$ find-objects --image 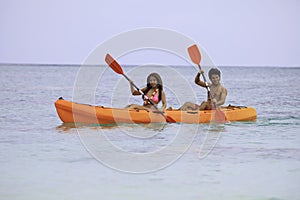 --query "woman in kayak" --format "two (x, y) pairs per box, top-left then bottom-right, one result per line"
(126, 72), (167, 111)
(179, 68), (227, 110)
